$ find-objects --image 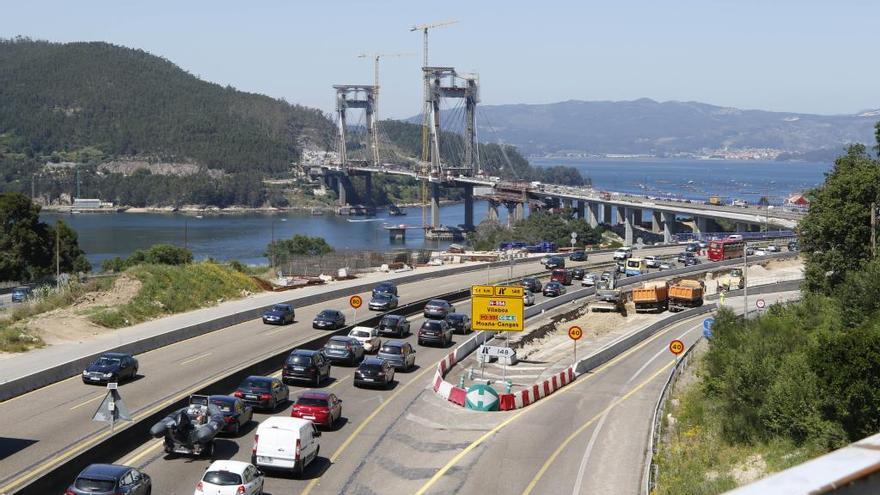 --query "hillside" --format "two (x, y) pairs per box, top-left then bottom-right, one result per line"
(0, 38), (335, 173)
(432, 98), (879, 158)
